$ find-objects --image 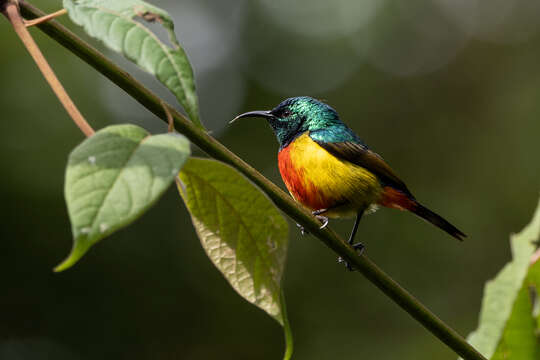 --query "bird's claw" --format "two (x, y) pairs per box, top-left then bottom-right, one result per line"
(312, 209), (329, 229)
(315, 215), (329, 229)
(296, 223), (308, 236)
(296, 209), (329, 236)
(338, 242), (365, 271)
(352, 242), (365, 254)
